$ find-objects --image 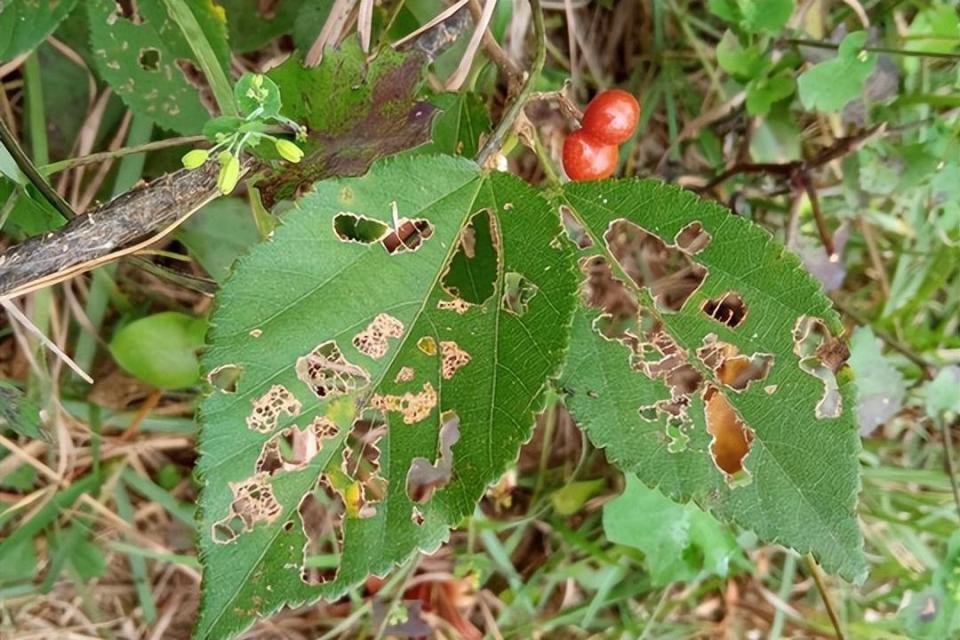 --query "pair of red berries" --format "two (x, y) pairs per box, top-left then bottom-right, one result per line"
(562, 89), (640, 182)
